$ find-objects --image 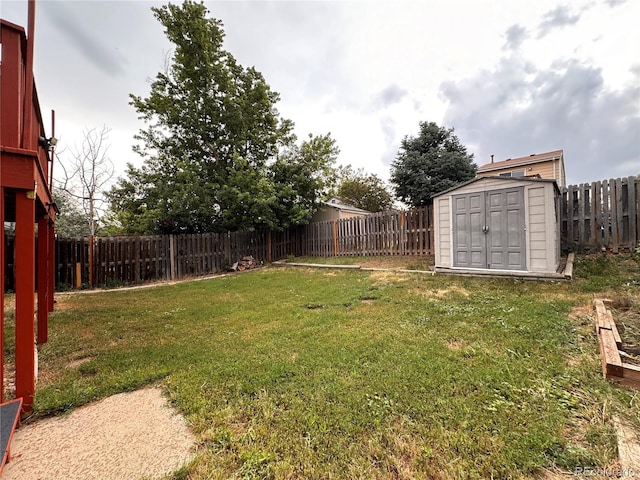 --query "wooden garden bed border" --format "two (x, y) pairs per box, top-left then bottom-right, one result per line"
(594, 299), (640, 390)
